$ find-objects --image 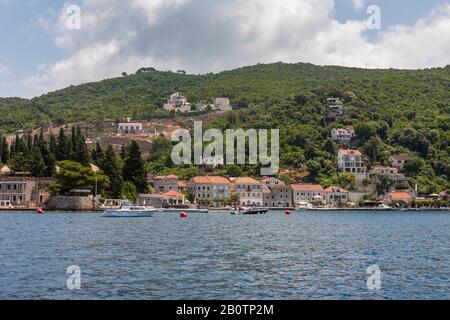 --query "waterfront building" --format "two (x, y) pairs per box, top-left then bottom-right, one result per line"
(230, 177), (263, 206)
(389, 154), (413, 172)
(261, 177), (285, 186)
(263, 184), (293, 208)
(188, 176), (231, 206)
(138, 190), (186, 208)
(291, 184), (324, 206)
(388, 192), (413, 204)
(0, 176), (55, 207)
(370, 165), (408, 185)
(324, 187), (349, 206)
(152, 175), (179, 193)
